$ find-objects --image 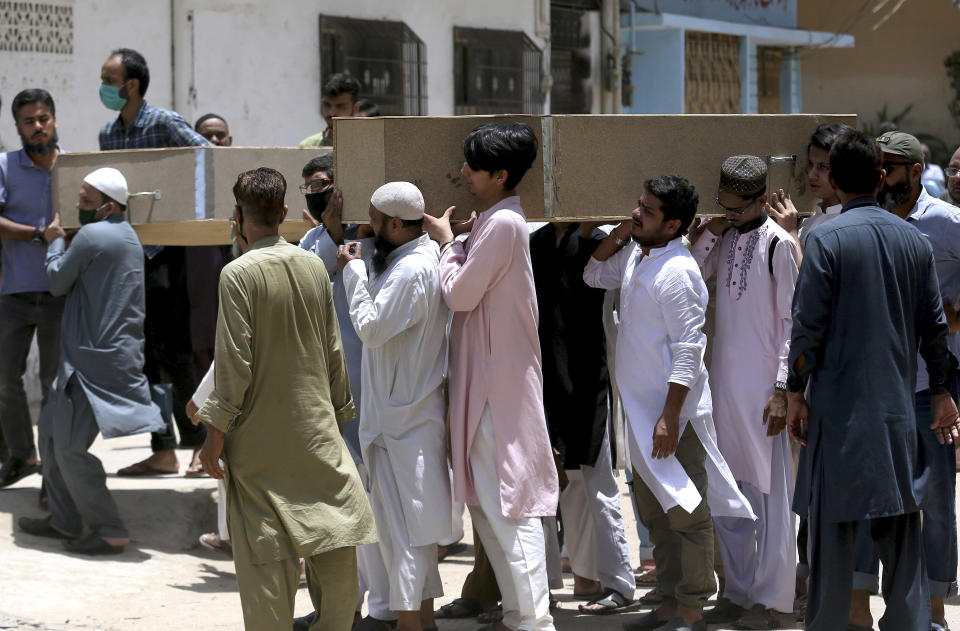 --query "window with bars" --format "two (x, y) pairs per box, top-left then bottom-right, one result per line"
(684, 31), (741, 114)
(319, 15), (427, 116)
(454, 27), (543, 115)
